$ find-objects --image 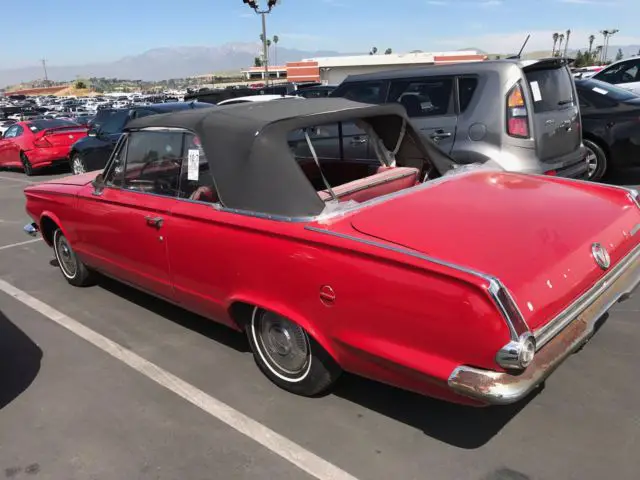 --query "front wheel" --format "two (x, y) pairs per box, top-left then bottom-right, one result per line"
(584, 139), (608, 181)
(52, 229), (94, 287)
(70, 154), (86, 175)
(247, 308), (341, 396)
(20, 152), (33, 176)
